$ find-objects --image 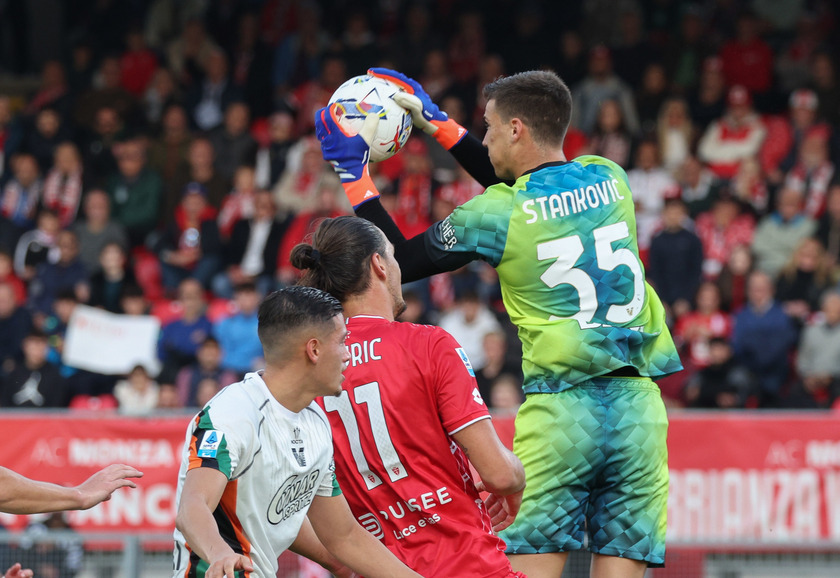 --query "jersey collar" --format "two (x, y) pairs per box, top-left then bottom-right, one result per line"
(522, 160), (569, 178)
